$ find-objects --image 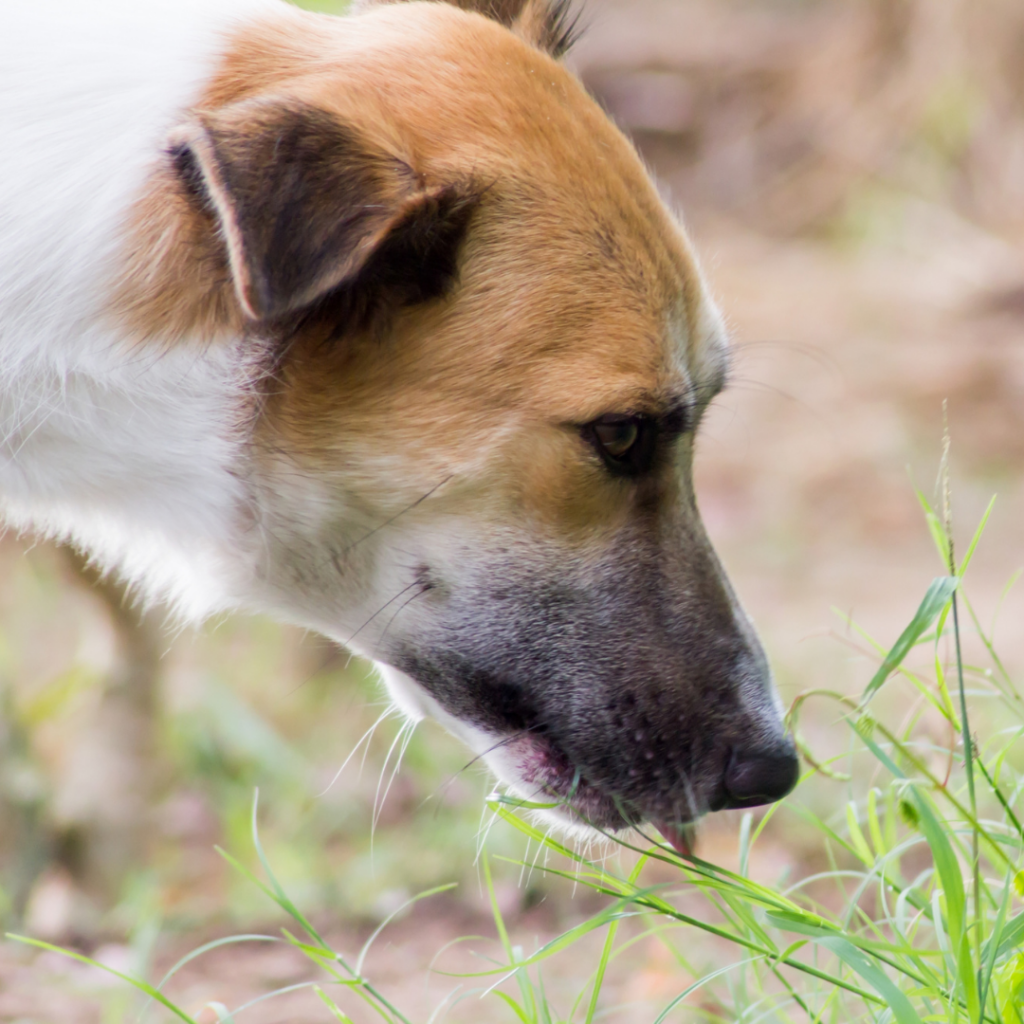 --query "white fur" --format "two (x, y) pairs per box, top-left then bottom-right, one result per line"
(0, 0), (283, 616)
